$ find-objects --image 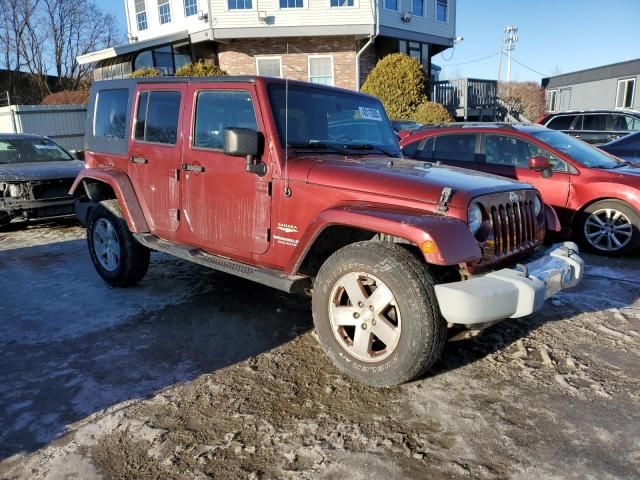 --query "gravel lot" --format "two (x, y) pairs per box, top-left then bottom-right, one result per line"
(1, 219), (639, 479)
